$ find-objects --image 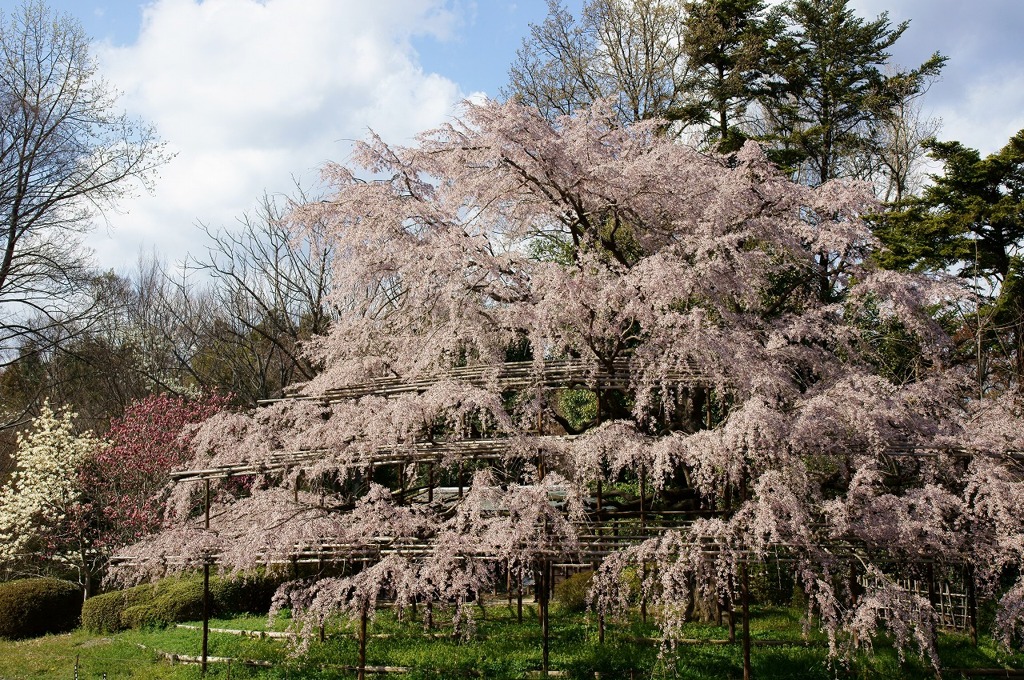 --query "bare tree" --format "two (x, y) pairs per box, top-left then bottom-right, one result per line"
(0, 1), (168, 367)
(855, 74), (941, 205)
(182, 188), (335, 404)
(505, 0), (693, 127)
